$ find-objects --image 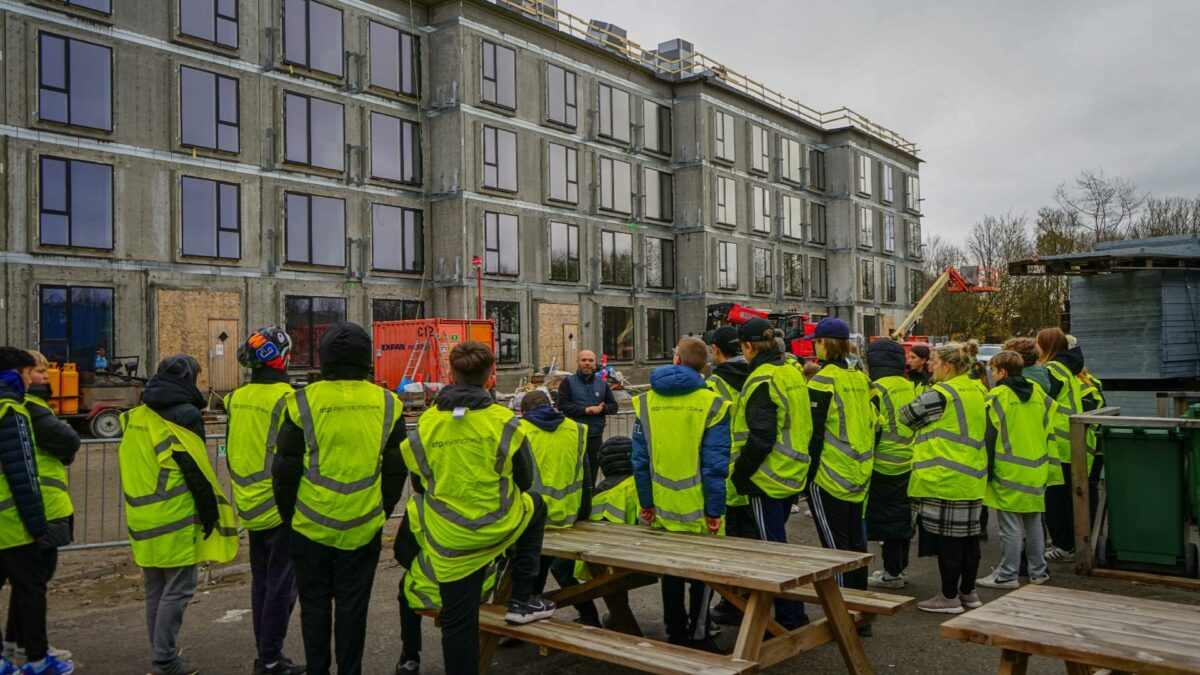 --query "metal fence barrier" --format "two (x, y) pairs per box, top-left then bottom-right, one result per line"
(62, 411), (637, 551)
